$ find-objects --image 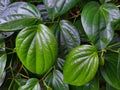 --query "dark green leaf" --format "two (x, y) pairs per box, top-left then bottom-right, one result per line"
(43, 0), (80, 19)
(52, 20), (80, 58)
(100, 51), (120, 90)
(0, 2), (41, 31)
(117, 49), (120, 80)
(0, 54), (7, 78)
(70, 77), (99, 90)
(0, 32), (14, 40)
(18, 78), (40, 90)
(100, 0), (111, 4)
(37, 4), (50, 21)
(56, 58), (65, 71)
(45, 70), (69, 90)
(63, 45), (99, 86)
(0, 41), (7, 78)
(106, 83), (116, 90)
(16, 24), (58, 74)
(0, 0), (10, 14)
(81, 1), (120, 49)
(26, 0), (43, 2)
